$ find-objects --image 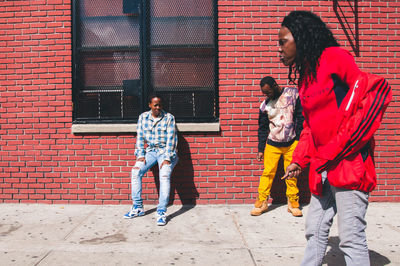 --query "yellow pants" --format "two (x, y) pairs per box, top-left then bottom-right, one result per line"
(258, 141), (299, 202)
